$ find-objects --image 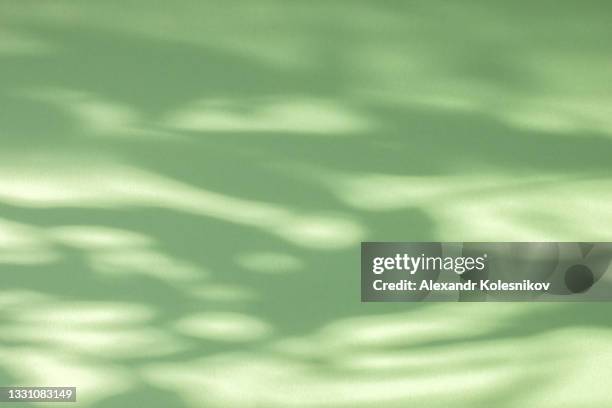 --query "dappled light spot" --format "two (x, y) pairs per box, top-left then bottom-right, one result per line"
(236, 252), (302, 274)
(504, 107), (580, 134)
(335, 172), (612, 241)
(0, 218), (59, 265)
(317, 313), (486, 350)
(0, 325), (187, 358)
(0, 290), (53, 308)
(166, 98), (370, 135)
(49, 225), (154, 249)
(89, 248), (205, 282)
(522, 97), (612, 135)
(186, 284), (258, 302)
(12, 302), (155, 326)
(0, 246), (58, 265)
(22, 88), (153, 138)
(141, 350), (517, 408)
(174, 312), (272, 342)
(141, 319), (612, 408)
(275, 215), (364, 249)
(272, 303), (561, 354)
(0, 157), (363, 248)
(0, 298), (186, 359)
(0, 347), (133, 405)
(334, 173), (535, 211)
